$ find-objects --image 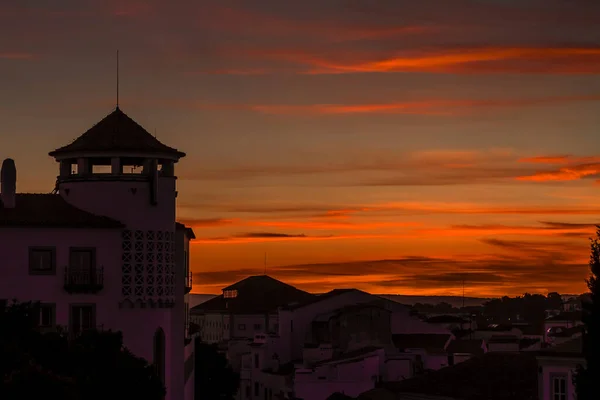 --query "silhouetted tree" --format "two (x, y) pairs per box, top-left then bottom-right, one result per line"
(547, 292), (563, 310)
(0, 301), (165, 400)
(194, 339), (239, 400)
(574, 227), (600, 399)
